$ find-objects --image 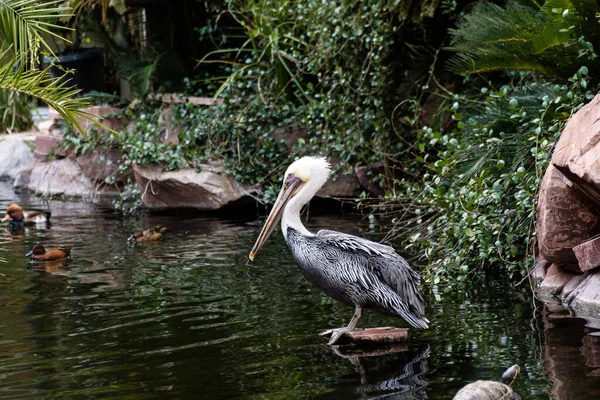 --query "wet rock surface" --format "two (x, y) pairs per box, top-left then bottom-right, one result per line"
(24, 158), (113, 200)
(0, 138), (35, 179)
(536, 93), (600, 320)
(75, 149), (128, 184)
(133, 161), (256, 210)
(537, 165), (599, 264)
